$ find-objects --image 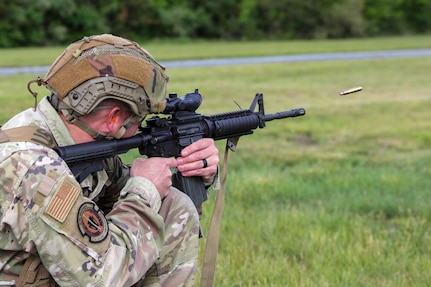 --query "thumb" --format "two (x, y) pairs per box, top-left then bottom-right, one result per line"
(167, 157), (179, 169)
